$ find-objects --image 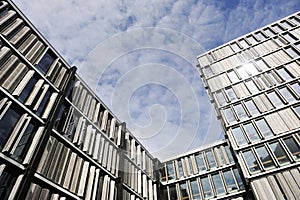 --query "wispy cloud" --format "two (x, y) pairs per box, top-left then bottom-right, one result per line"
(13, 0), (300, 159)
